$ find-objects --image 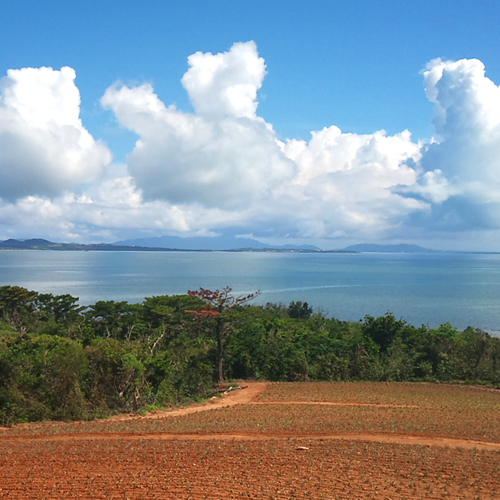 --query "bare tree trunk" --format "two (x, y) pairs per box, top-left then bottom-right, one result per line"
(216, 317), (224, 383)
(186, 287), (260, 383)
